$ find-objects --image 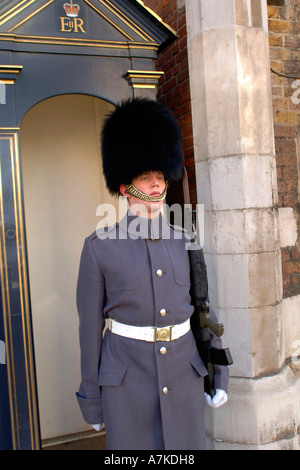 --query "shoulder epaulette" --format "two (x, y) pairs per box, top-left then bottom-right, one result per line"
(170, 224), (187, 233)
(95, 223), (118, 240)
